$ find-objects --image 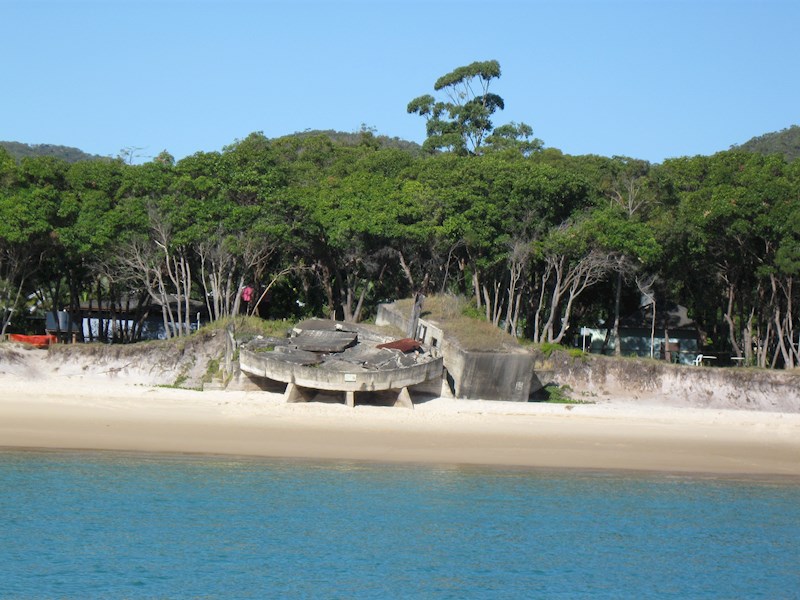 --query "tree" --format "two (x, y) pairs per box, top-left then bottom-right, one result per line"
(658, 151), (798, 367)
(115, 203), (195, 339)
(599, 159), (660, 355)
(14, 156), (72, 336)
(0, 152), (52, 334)
(529, 219), (616, 344)
(407, 60), (537, 156)
(484, 122), (543, 156)
(302, 170), (410, 322)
